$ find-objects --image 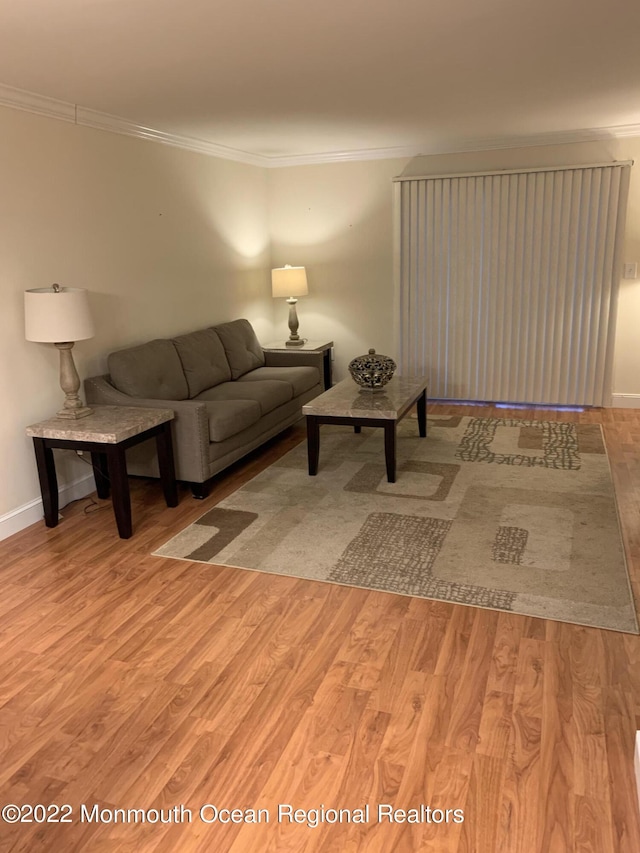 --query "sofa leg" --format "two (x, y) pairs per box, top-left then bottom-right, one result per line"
(190, 482), (210, 500)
